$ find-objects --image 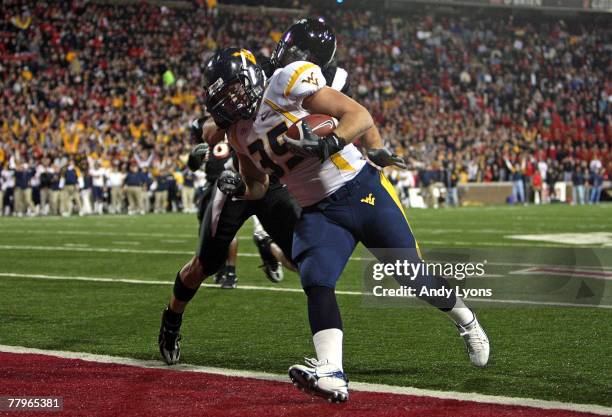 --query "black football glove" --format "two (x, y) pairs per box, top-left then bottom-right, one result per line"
(366, 148), (407, 169)
(217, 170), (246, 198)
(187, 143), (210, 172)
(283, 121), (346, 162)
